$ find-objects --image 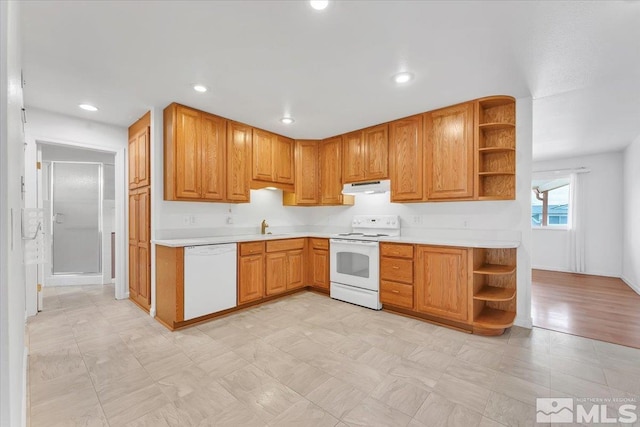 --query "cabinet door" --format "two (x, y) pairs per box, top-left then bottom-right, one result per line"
(252, 129), (275, 182)
(295, 140), (319, 204)
(136, 188), (150, 245)
(227, 121), (252, 202)
(201, 114), (226, 201)
(136, 246), (151, 305)
(415, 246), (468, 322)
(238, 255), (265, 304)
(274, 136), (294, 184)
(424, 103), (474, 199)
(136, 127), (150, 188)
(311, 249), (329, 289)
(129, 243), (138, 296)
(175, 106), (202, 199)
(286, 250), (304, 290)
(320, 136), (343, 205)
(128, 136), (138, 189)
(265, 252), (287, 296)
(390, 115), (423, 201)
(364, 124), (388, 180)
(342, 130), (365, 183)
(128, 193), (138, 244)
